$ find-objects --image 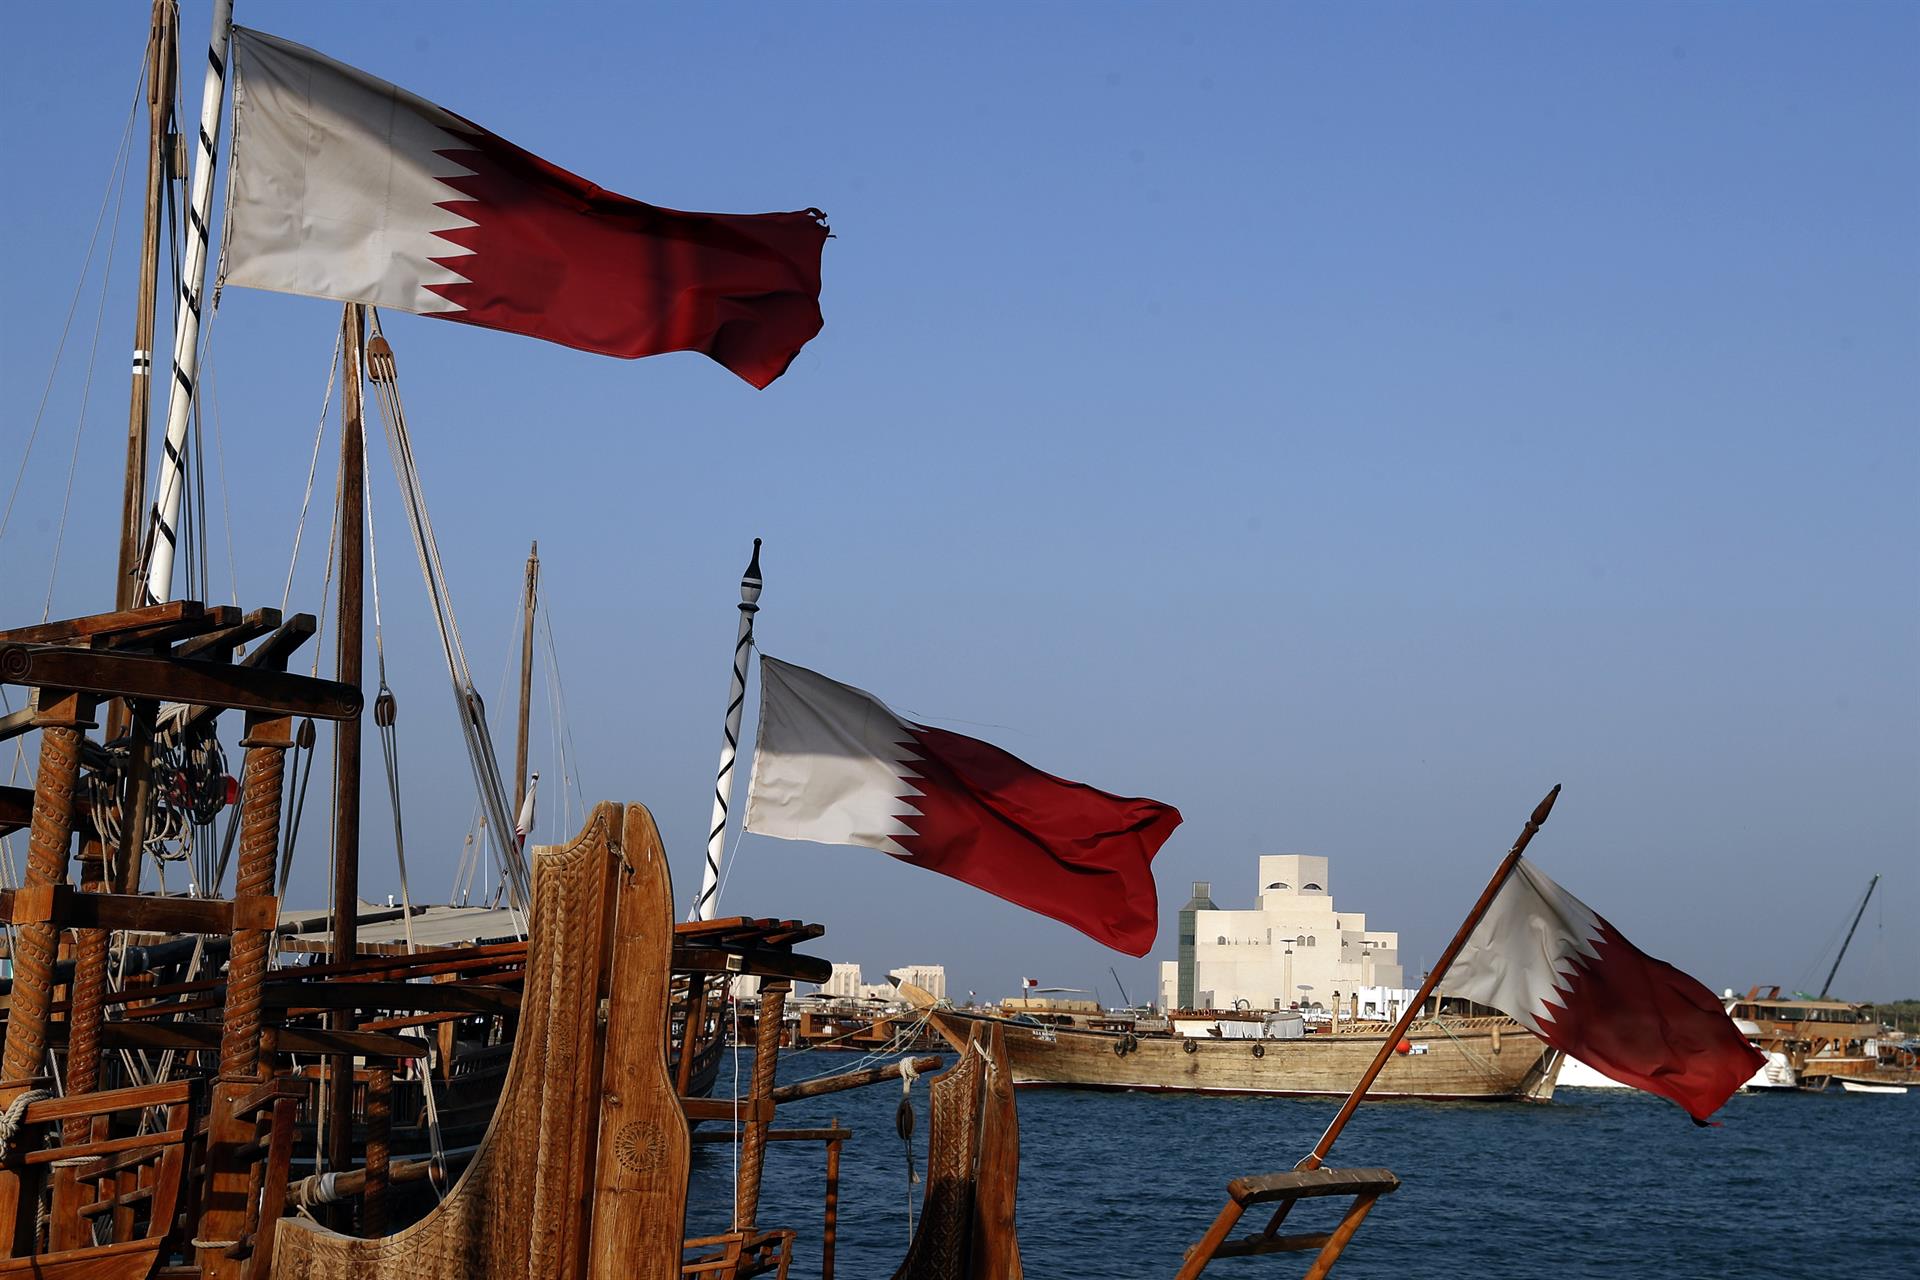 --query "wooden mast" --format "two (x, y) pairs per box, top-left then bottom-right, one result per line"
(115, 0), (176, 616)
(513, 541), (538, 823)
(327, 302), (368, 1186)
